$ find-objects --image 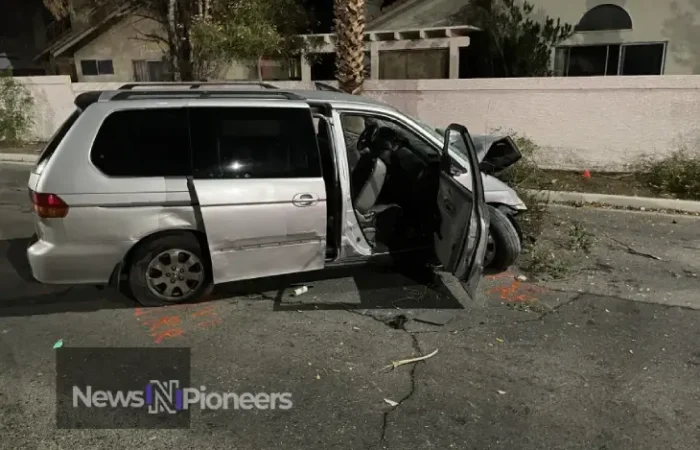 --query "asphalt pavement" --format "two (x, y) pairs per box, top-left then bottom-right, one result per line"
(1, 163), (699, 450)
